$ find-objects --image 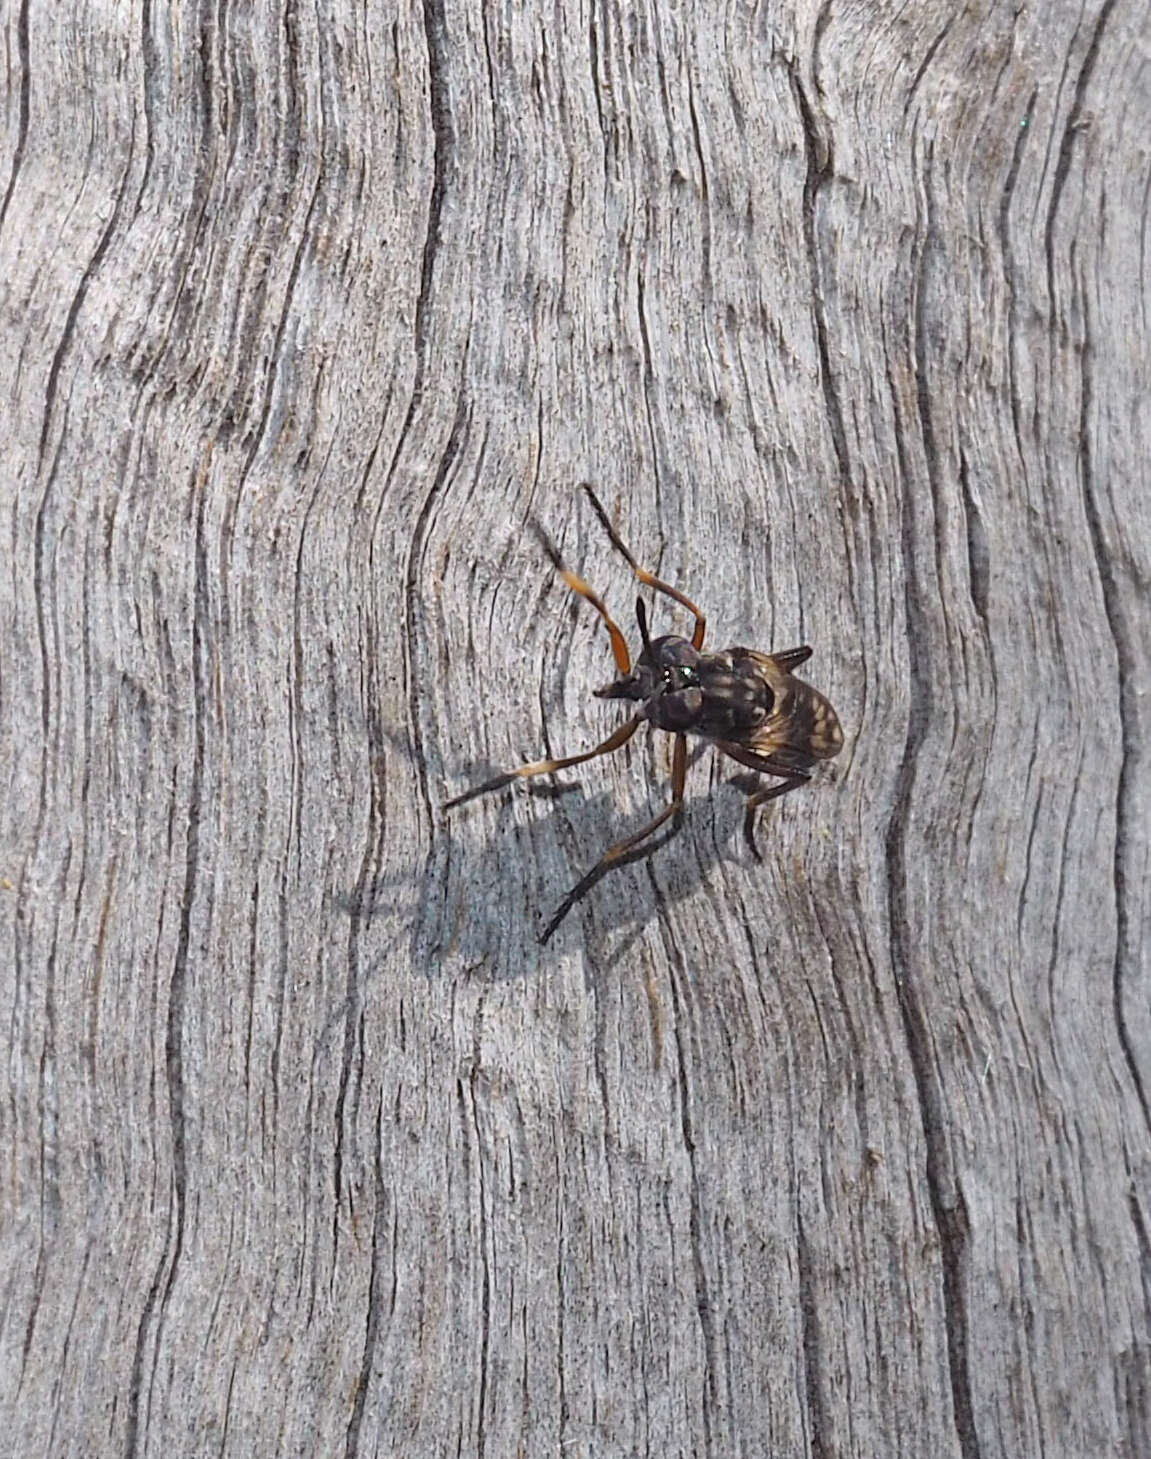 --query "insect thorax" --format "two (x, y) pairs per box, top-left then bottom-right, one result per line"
(646, 649), (774, 738)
